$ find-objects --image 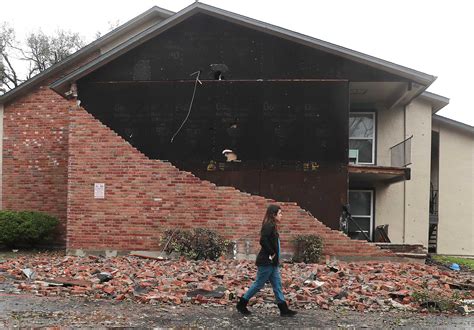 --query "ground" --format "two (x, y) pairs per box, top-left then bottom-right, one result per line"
(1, 293), (473, 328)
(0, 250), (473, 328)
